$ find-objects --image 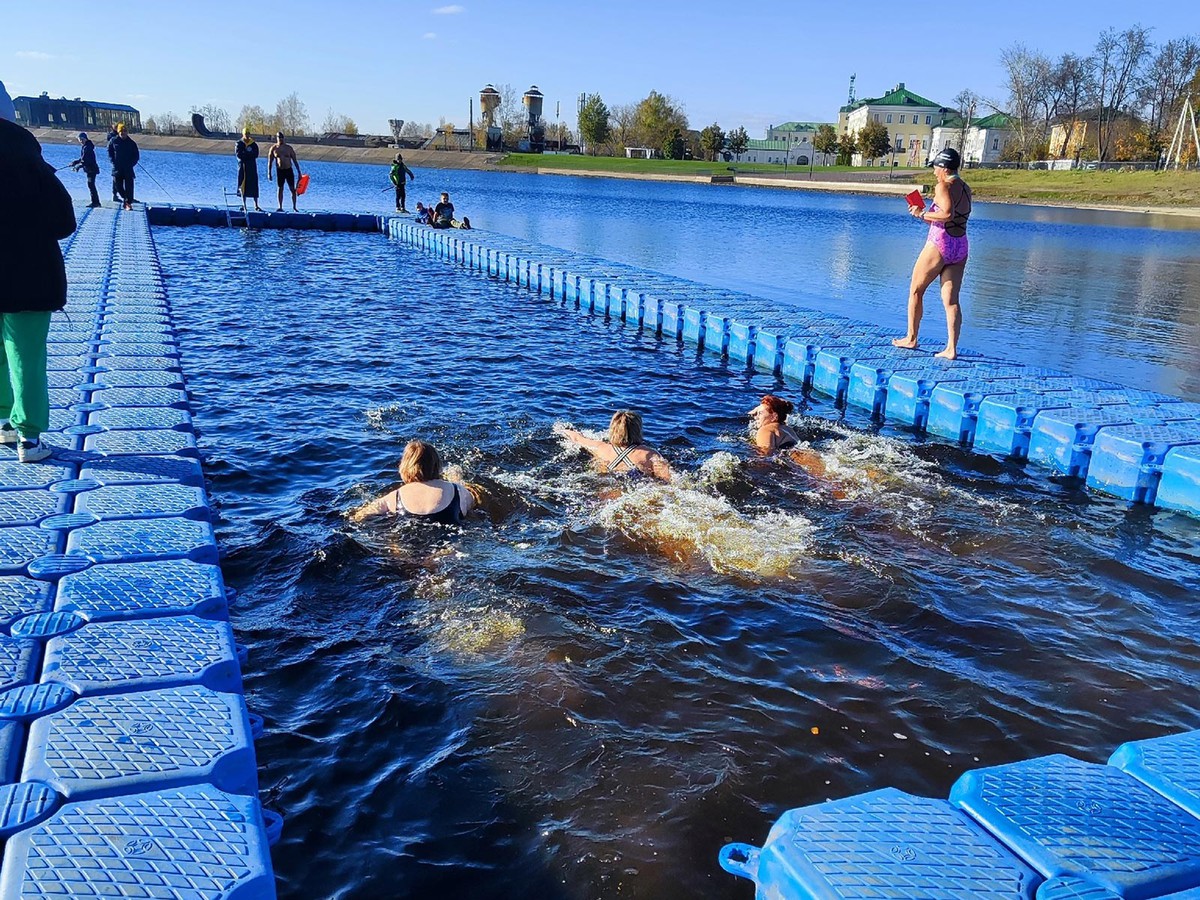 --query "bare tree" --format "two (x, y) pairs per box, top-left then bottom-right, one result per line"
(399, 121), (432, 139)
(1143, 37), (1200, 140)
(191, 103), (231, 134)
(953, 89), (979, 157)
(237, 104), (270, 134)
(1091, 25), (1152, 160)
(274, 92), (310, 137)
(153, 111), (182, 135)
(1000, 43), (1051, 160)
(320, 108), (359, 135)
(495, 84), (527, 146)
(609, 103), (638, 150)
